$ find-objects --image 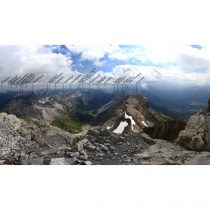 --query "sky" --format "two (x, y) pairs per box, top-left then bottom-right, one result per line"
(0, 45), (210, 88)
